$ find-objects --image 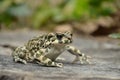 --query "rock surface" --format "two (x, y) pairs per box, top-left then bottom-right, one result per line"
(0, 30), (120, 80)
